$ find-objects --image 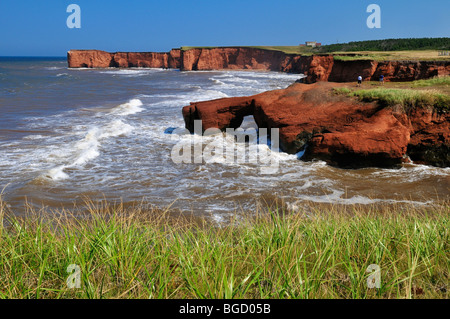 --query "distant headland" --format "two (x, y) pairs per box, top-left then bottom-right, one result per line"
(68, 38), (450, 83)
